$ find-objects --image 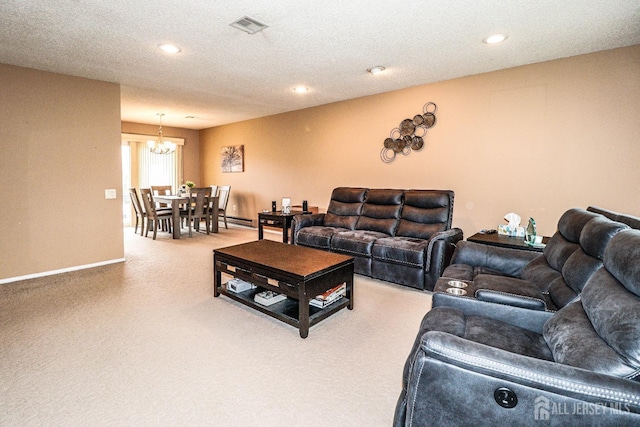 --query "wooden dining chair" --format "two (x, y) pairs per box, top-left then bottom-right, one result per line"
(151, 185), (172, 231)
(217, 185), (231, 229)
(140, 188), (173, 240)
(209, 185), (219, 232)
(128, 188), (146, 236)
(180, 187), (211, 237)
